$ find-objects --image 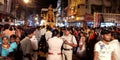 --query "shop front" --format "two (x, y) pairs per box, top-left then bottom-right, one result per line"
(94, 13), (120, 27)
(84, 14), (94, 27)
